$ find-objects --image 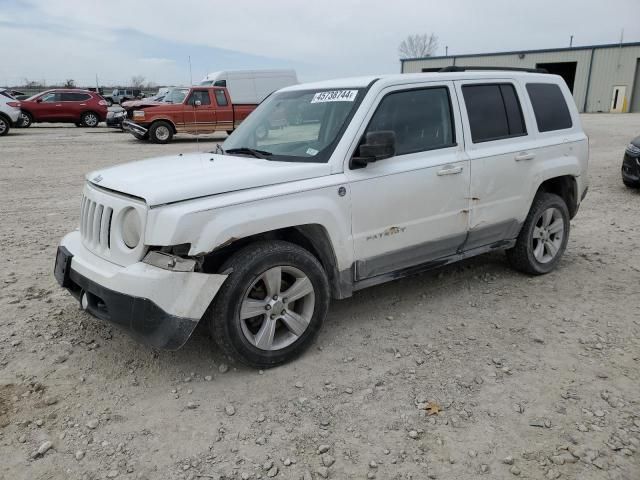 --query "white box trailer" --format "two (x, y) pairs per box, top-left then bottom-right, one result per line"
(199, 69), (298, 104)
